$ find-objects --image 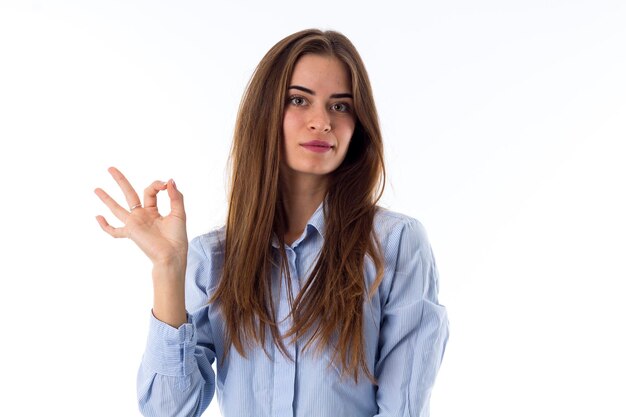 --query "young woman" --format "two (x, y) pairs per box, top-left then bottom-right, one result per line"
(95, 29), (449, 417)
